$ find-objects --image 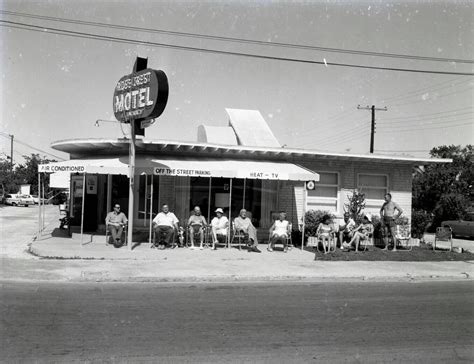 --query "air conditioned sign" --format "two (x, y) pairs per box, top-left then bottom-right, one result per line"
(113, 68), (168, 123)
